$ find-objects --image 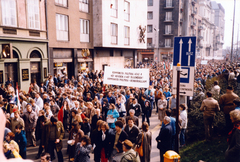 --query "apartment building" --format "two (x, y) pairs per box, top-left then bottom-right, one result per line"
(92, 0), (147, 70)
(0, 0), (48, 91)
(158, 0), (180, 61)
(47, 0), (93, 78)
